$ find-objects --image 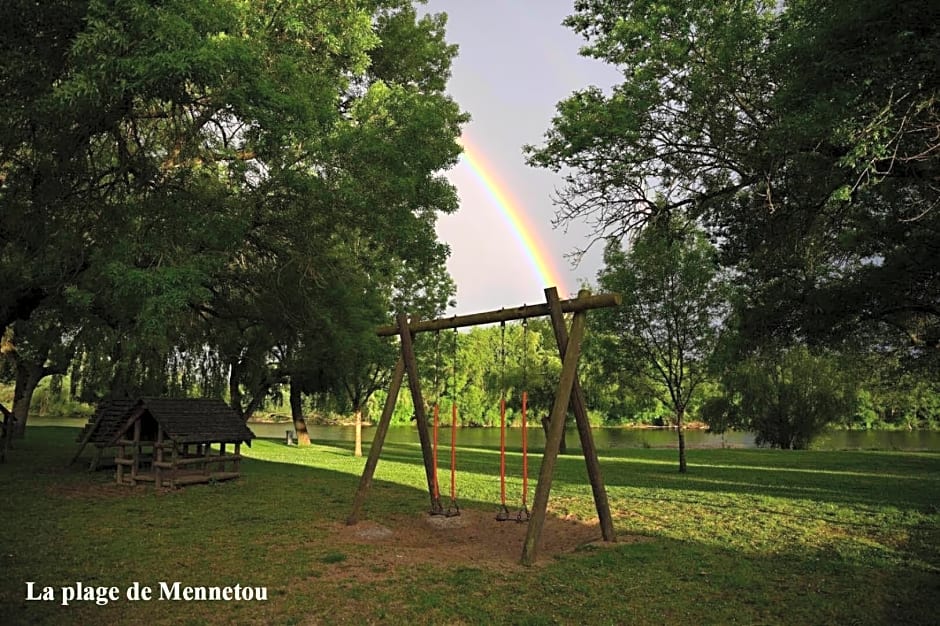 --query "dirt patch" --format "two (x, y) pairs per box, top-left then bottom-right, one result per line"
(329, 508), (641, 579)
(47, 481), (151, 500)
